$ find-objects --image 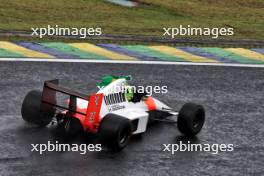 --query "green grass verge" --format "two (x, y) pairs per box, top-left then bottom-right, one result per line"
(0, 0), (263, 40)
